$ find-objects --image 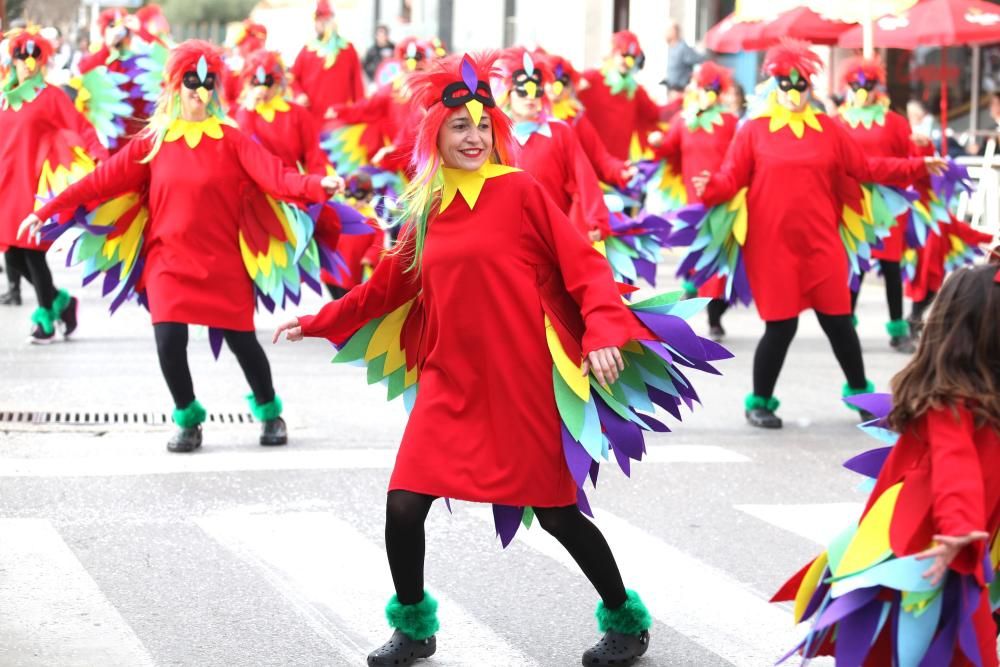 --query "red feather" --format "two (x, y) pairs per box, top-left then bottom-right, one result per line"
(164, 40), (224, 93)
(4, 27), (54, 68)
(838, 56), (886, 92)
(693, 61), (733, 93)
(762, 38), (822, 80)
(611, 30), (643, 58)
